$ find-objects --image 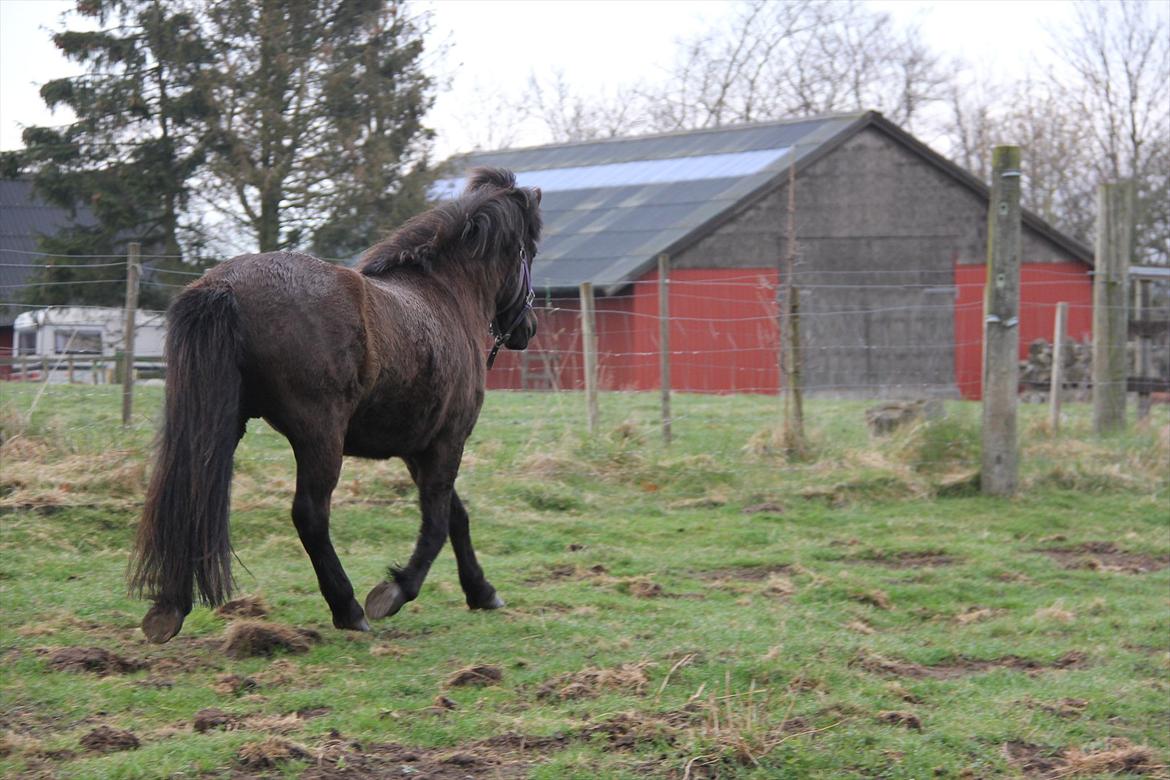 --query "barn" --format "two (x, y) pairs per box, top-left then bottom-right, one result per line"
(440, 111), (1094, 400)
